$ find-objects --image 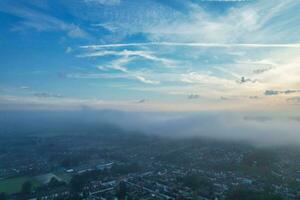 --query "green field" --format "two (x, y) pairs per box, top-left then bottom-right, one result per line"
(0, 172), (71, 195)
(54, 172), (72, 183)
(0, 176), (40, 195)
